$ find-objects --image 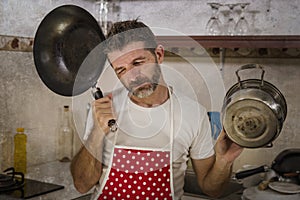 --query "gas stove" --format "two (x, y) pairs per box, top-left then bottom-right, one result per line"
(0, 167), (64, 199)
